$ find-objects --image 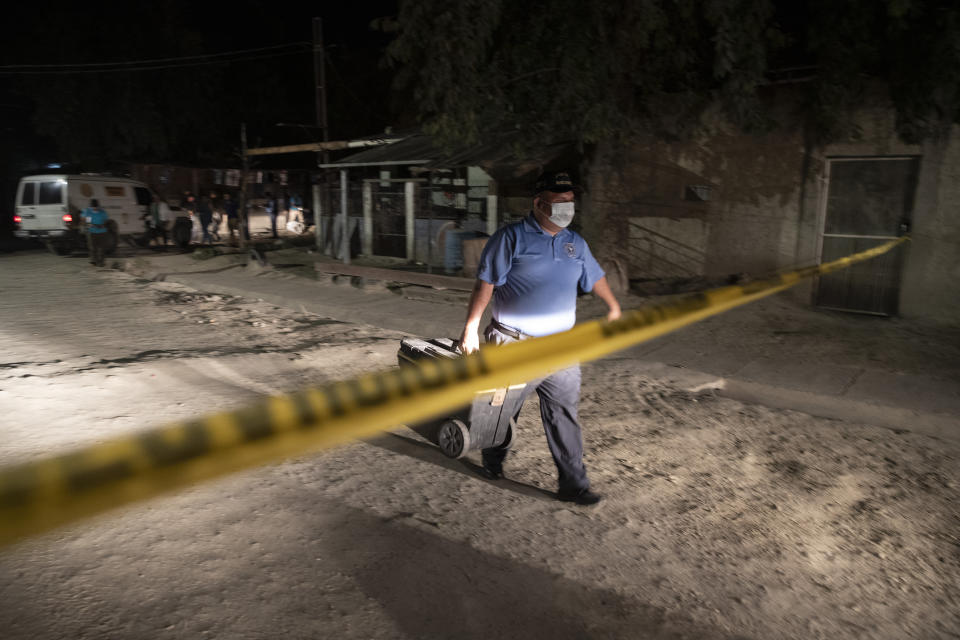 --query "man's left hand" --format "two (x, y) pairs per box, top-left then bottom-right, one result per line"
(591, 276), (621, 323)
